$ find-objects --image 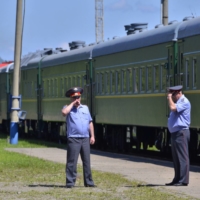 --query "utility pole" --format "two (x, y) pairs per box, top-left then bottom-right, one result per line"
(10, 0), (23, 144)
(95, 0), (104, 43)
(161, 0), (168, 25)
